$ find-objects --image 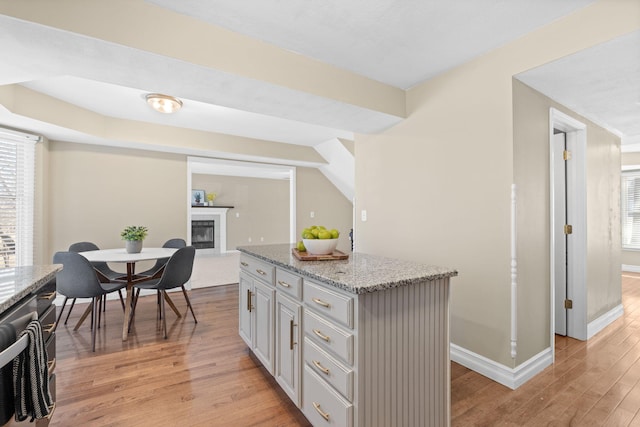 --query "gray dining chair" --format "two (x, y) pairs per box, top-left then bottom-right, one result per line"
(131, 246), (197, 339)
(53, 251), (126, 351)
(56, 242), (125, 326)
(137, 238), (186, 278)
